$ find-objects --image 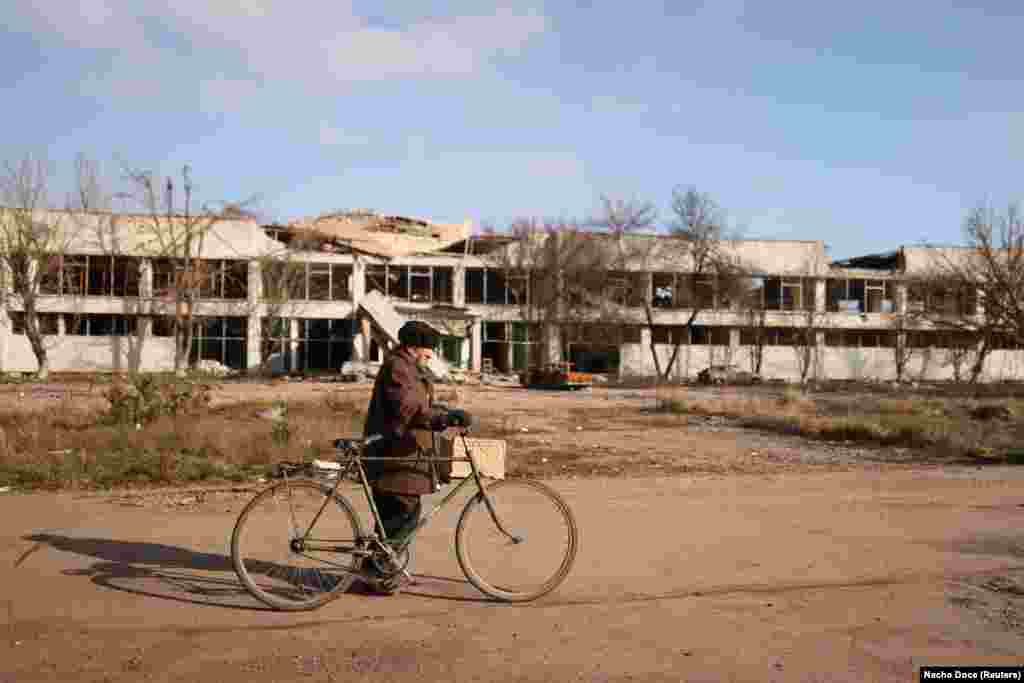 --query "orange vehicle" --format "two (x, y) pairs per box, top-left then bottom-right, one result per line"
(524, 361), (592, 390)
